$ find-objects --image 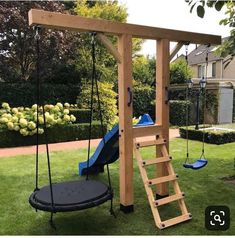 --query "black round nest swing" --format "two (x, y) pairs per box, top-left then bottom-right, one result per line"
(29, 180), (112, 212)
(29, 28), (114, 225)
